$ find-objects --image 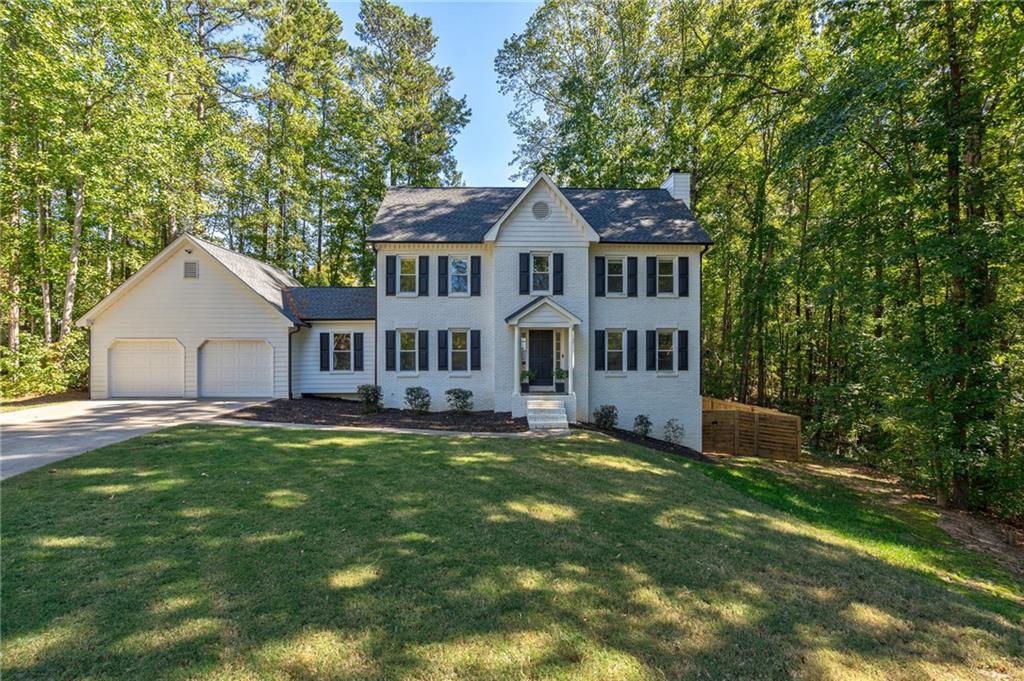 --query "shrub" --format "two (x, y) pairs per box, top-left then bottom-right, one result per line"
(633, 414), (652, 438)
(664, 418), (685, 444)
(356, 384), (382, 413)
(445, 388), (473, 414)
(404, 386), (431, 413)
(593, 404), (618, 429)
(0, 329), (89, 399)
